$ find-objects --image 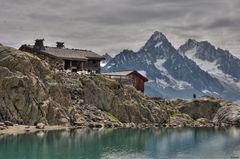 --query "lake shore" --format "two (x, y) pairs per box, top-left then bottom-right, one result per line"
(0, 125), (72, 136)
